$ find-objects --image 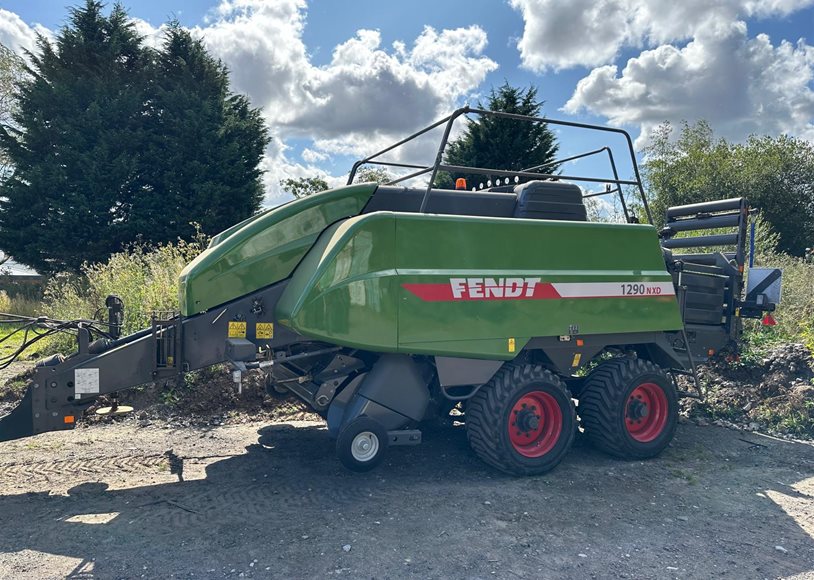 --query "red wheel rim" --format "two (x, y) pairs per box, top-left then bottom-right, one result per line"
(625, 382), (668, 442)
(508, 390), (563, 458)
